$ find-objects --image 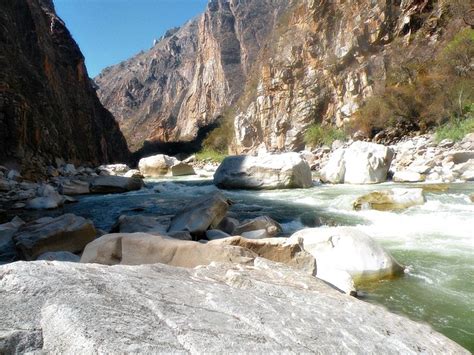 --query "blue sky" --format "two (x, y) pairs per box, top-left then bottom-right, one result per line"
(54, 0), (208, 77)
